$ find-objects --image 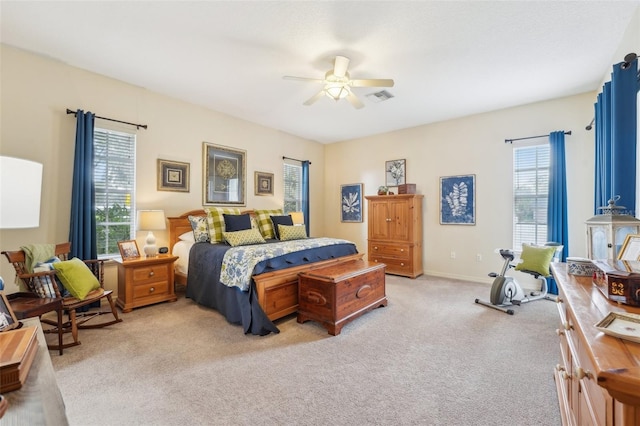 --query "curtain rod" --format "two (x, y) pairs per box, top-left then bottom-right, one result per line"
(282, 156), (312, 165)
(66, 108), (148, 130)
(504, 130), (571, 144)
